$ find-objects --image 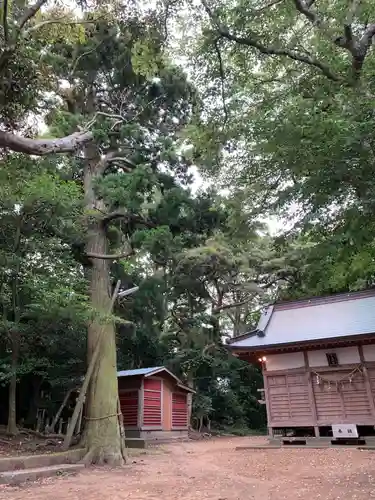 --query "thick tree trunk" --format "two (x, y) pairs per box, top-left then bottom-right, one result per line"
(7, 229), (21, 436)
(7, 333), (19, 435)
(81, 144), (125, 465)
